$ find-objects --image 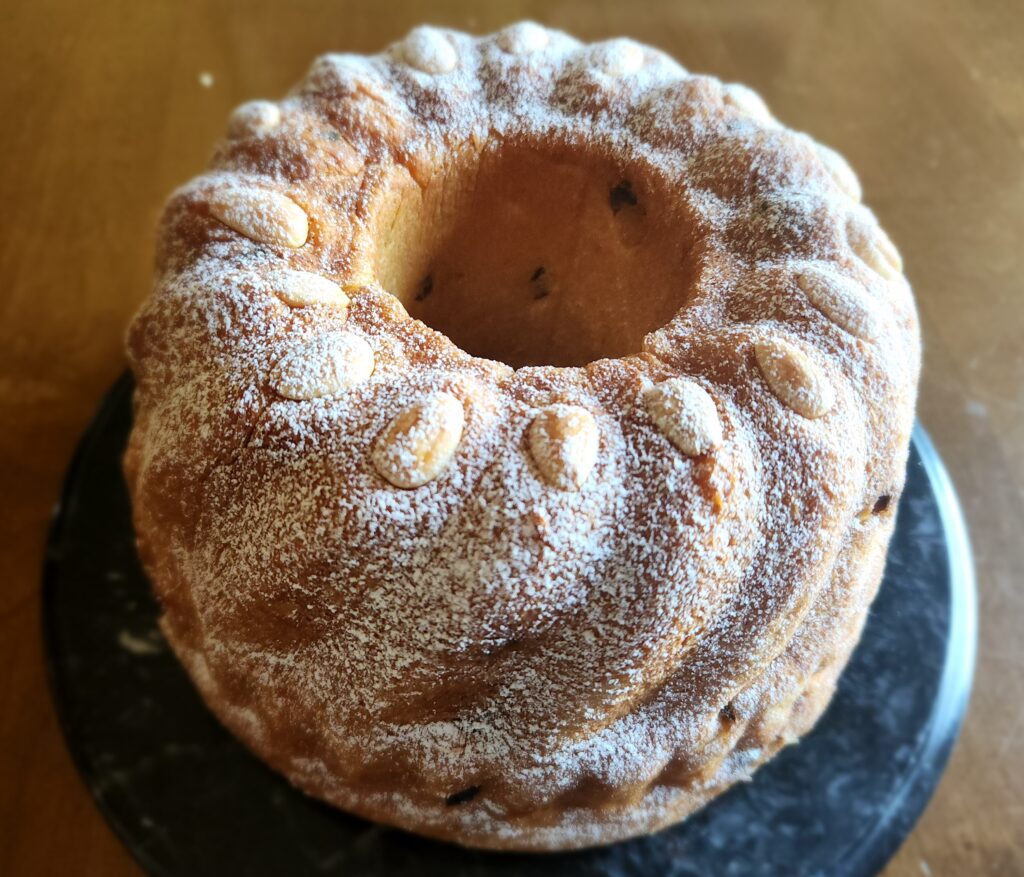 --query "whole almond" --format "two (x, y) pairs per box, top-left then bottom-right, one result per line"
(373, 391), (465, 488)
(528, 404), (599, 491)
(271, 332), (373, 400)
(209, 186), (309, 248)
